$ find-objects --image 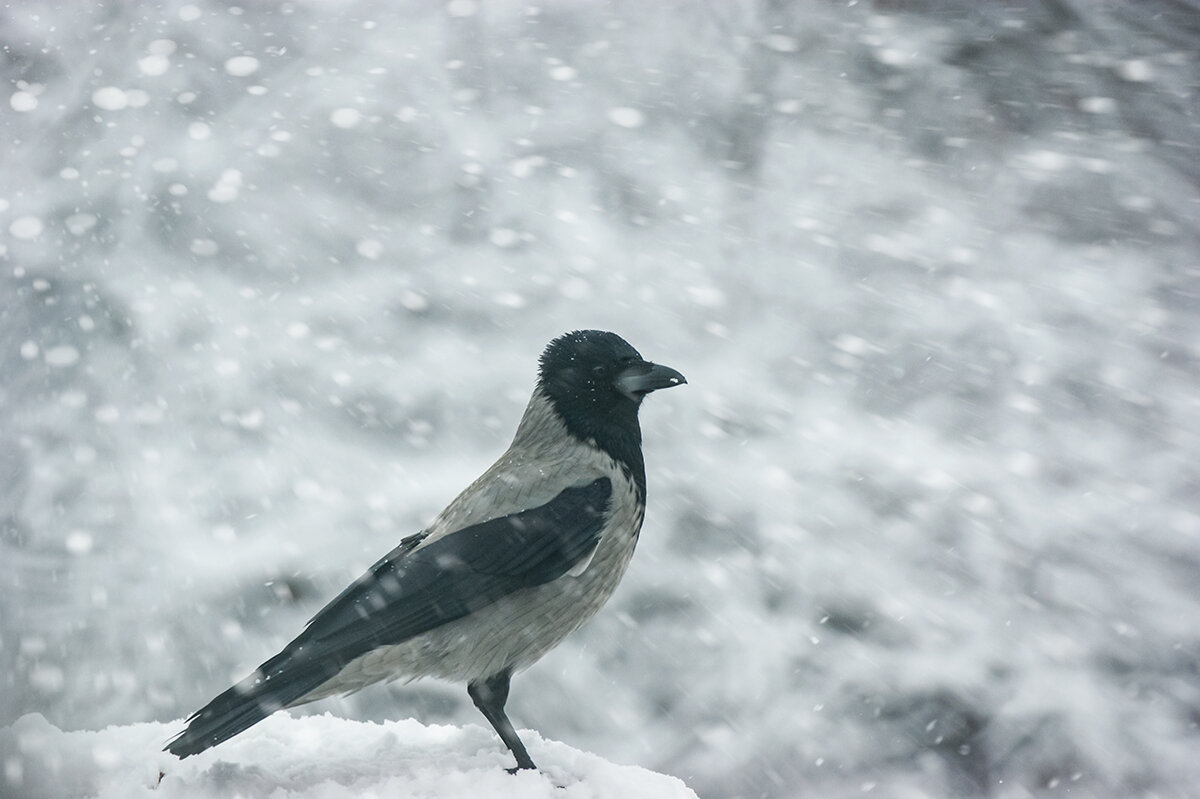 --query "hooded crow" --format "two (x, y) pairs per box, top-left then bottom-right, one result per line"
(166, 330), (685, 771)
